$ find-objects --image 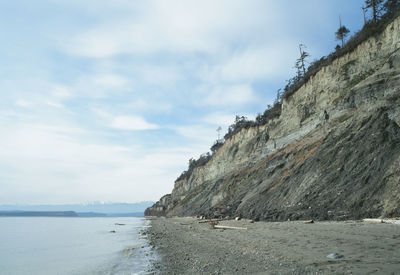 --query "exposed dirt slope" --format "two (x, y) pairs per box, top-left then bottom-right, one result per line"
(146, 17), (400, 221)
